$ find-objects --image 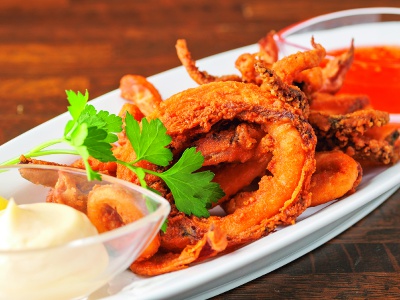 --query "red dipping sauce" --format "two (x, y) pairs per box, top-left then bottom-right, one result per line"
(330, 46), (400, 113)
